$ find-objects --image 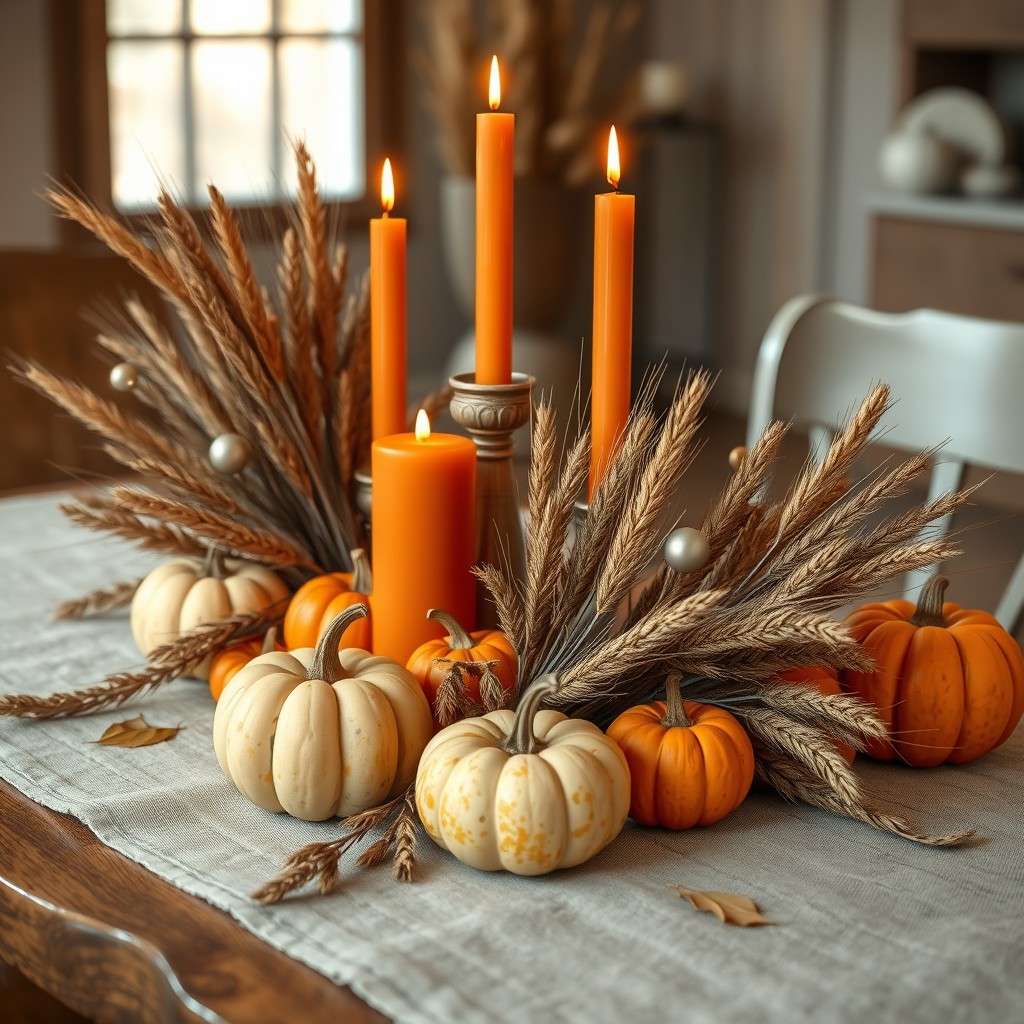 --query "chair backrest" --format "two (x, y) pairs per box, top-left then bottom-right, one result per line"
(747, 295), (1024, 633)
